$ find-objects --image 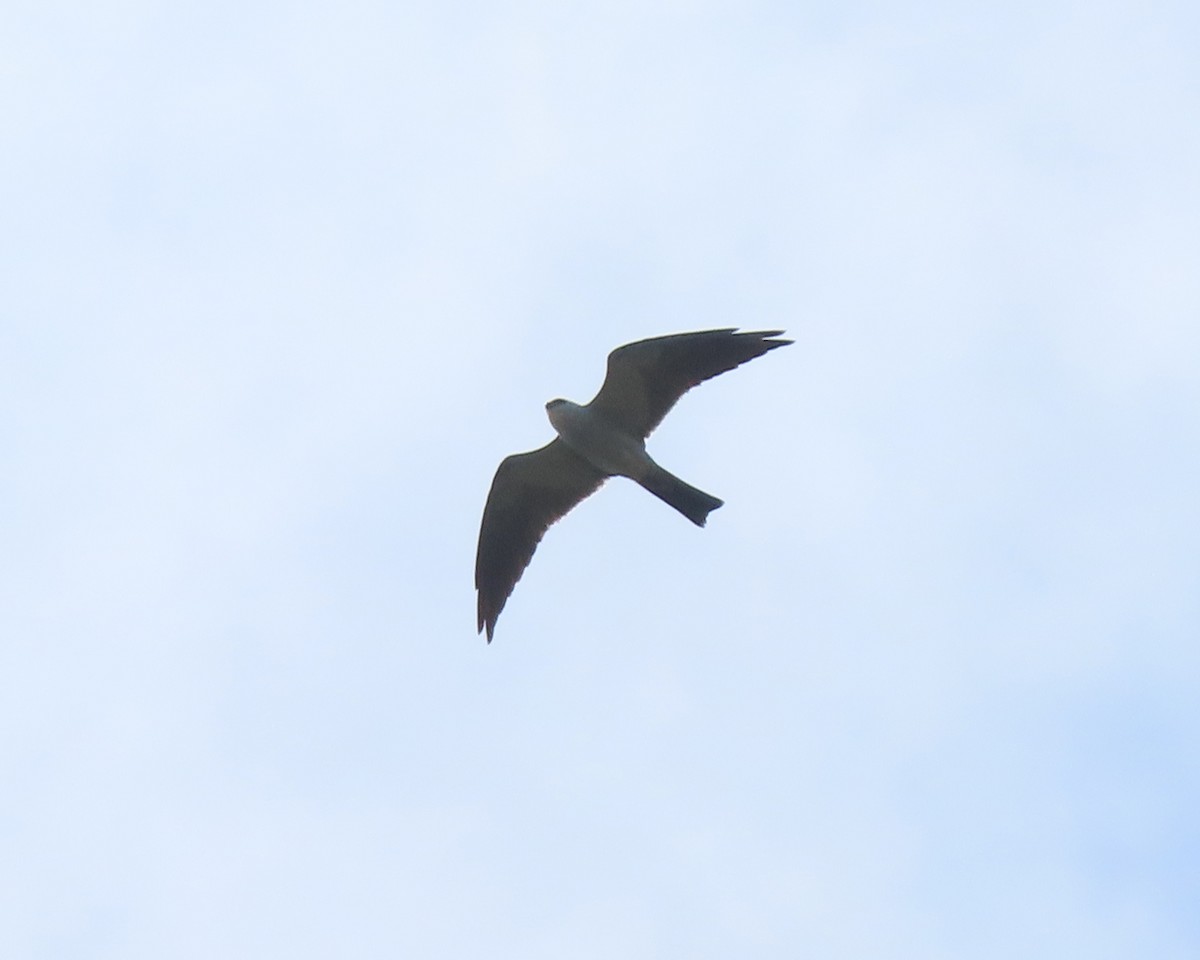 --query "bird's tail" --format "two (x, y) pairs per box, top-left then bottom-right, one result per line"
(639, 465), (724, 527)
